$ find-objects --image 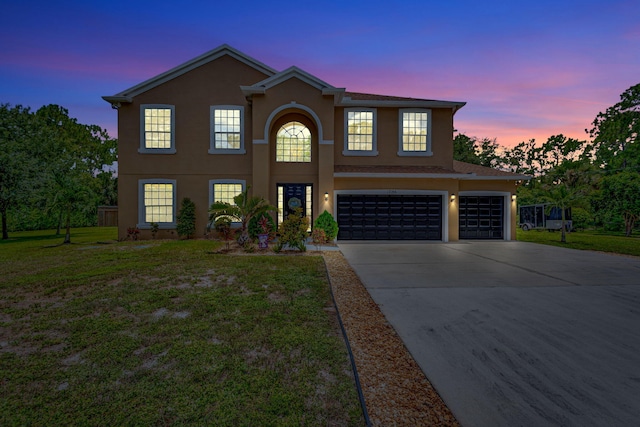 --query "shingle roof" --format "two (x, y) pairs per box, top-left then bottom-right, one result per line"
(334, 165), (461, 175)
(343, 91), (438, 103)
(452, 160), (529, 178)
(335, 162), (530, 180)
